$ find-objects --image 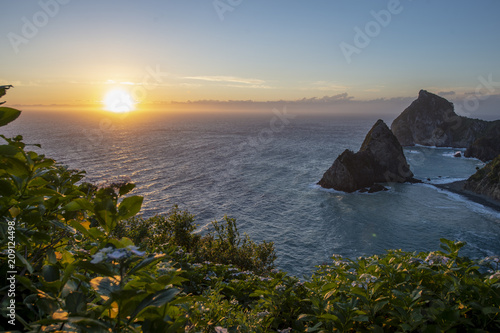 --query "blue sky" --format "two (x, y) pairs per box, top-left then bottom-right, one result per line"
(1, 0), (500, 115)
